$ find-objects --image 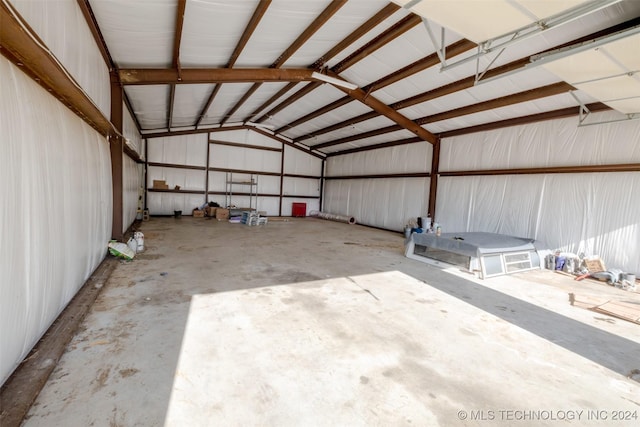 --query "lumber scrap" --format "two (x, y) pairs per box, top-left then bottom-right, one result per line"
(569, 293), (640, 324)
